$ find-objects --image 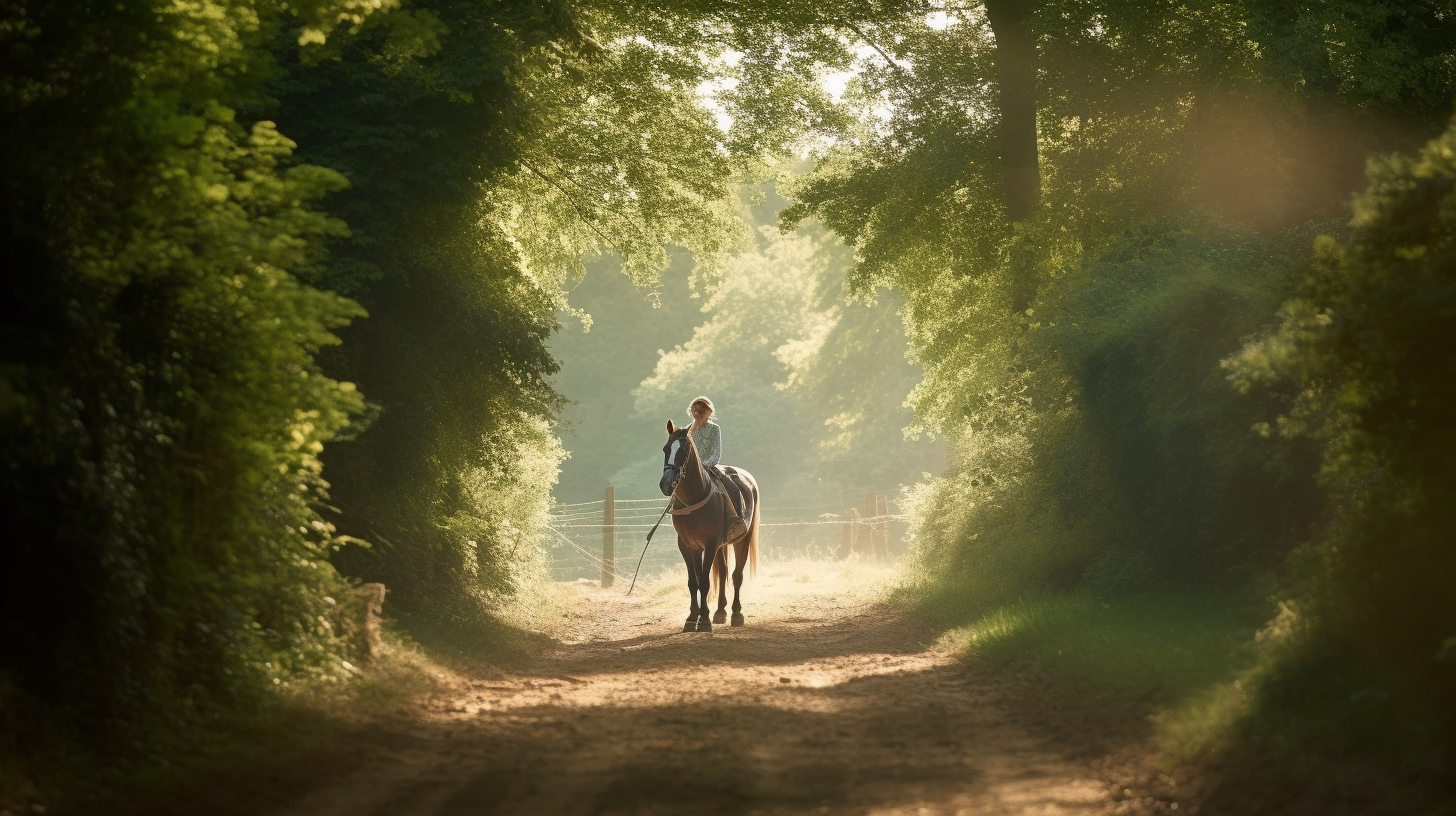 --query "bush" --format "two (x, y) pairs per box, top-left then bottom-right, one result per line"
(903, 223), (1320, 611)
(1226, 119), (1456, 764)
